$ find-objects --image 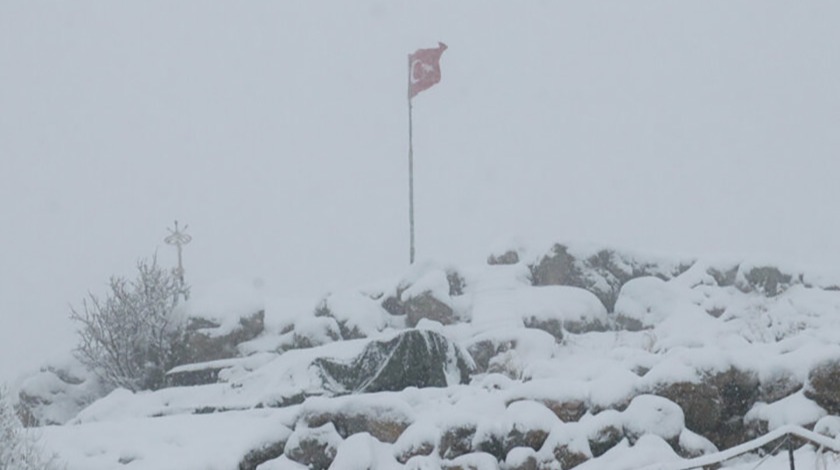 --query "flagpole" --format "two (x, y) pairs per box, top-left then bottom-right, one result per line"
(407, 55), (416, 265)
